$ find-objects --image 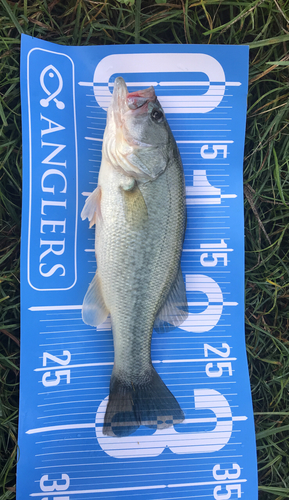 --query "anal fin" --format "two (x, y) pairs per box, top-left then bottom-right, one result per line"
(82, 270), (109, 327)
(154, 266), (188, 333)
